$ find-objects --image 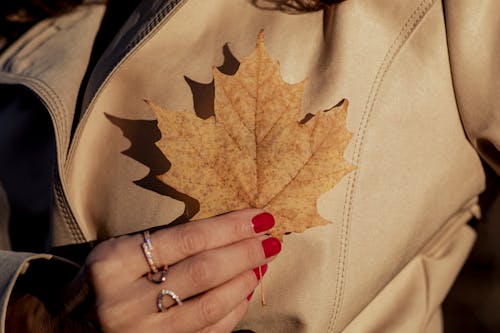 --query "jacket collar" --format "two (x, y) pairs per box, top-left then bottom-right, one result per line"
(81, 0), (186, 114)
(0, 4), (106, 164)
